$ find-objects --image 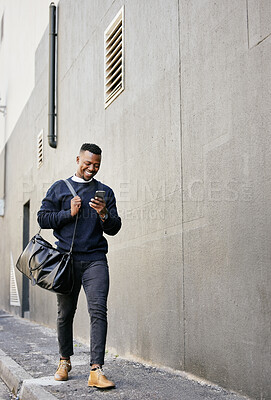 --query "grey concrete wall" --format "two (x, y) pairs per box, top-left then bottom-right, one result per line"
(55, 0), (184, 370)
(179, 1), (271, 399)
(0, 1), (270, 399)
